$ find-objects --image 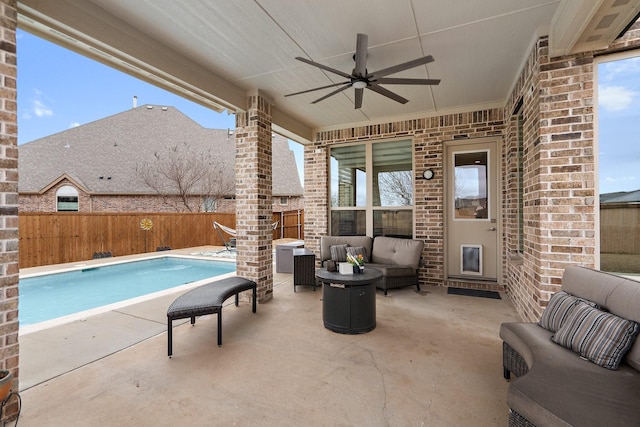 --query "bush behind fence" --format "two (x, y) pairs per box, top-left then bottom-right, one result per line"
(19, 210), (304, 269)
